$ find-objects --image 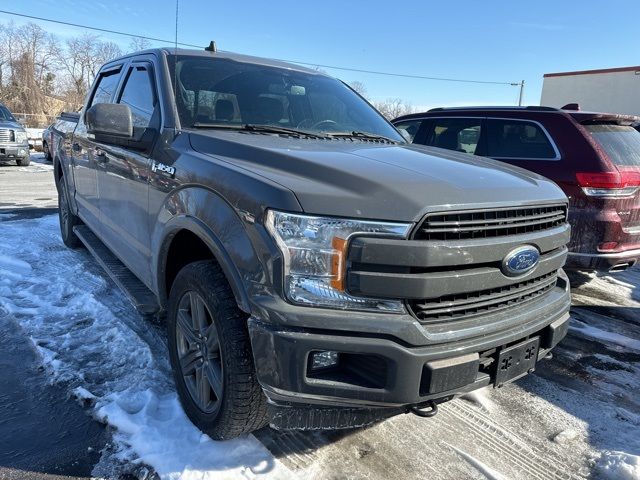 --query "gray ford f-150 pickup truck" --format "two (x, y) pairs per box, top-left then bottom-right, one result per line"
(0, 102), (30, 166)
(52, 47), (571, 440)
